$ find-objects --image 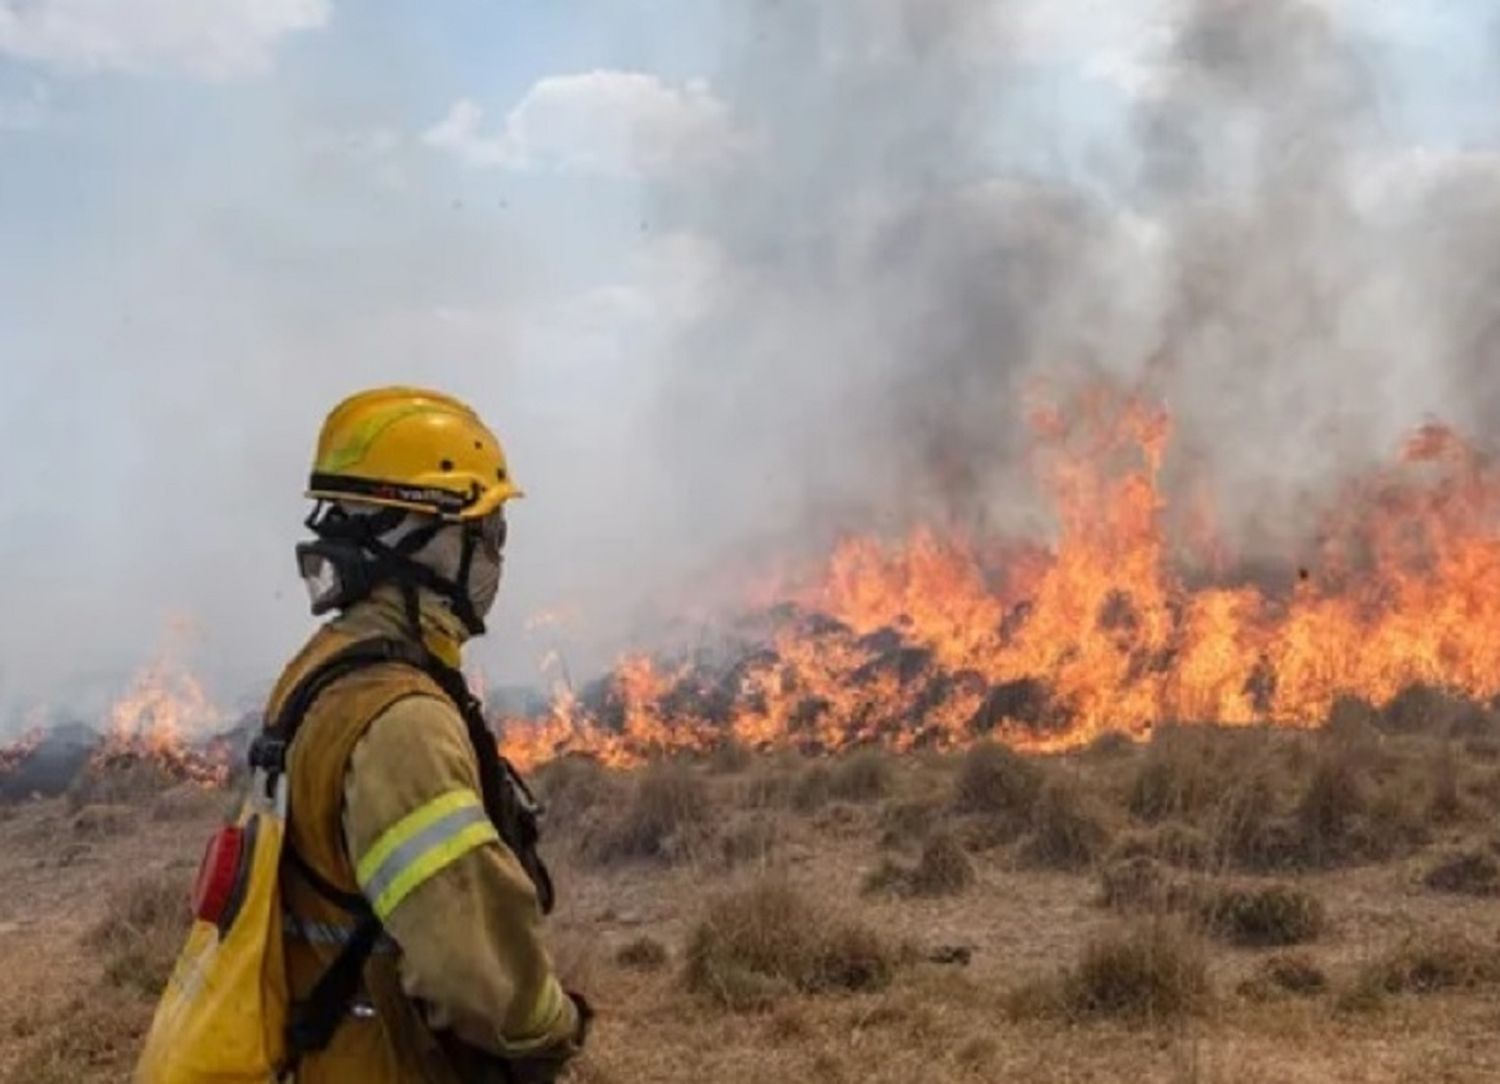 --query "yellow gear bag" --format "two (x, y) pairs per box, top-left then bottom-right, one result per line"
(135, 771), (290, 1084)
